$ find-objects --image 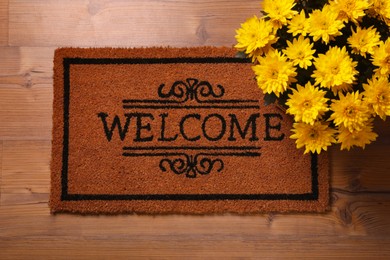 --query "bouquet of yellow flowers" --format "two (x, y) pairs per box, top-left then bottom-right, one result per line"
(235, 0), (390, 154)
